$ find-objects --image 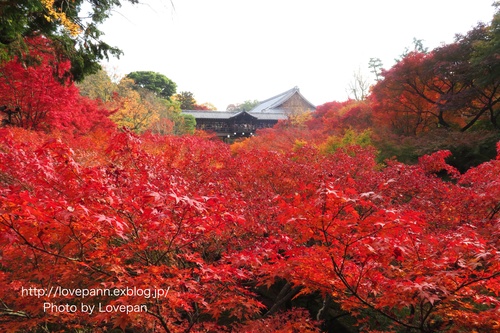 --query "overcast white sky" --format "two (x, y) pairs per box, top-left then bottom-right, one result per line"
(100, 0), (496, 110)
